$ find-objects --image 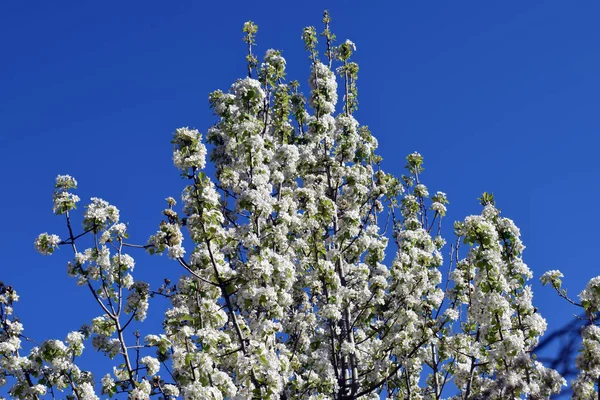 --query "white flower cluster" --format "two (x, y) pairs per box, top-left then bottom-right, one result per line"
(264, 48), (286, 70)
(53, 191), (80, 215)
(126, 281), (150, 321)
(232, 77), (265, 111)
(309, 62), (338, 114)
(540, 269), (564, 288)
(141, 355), (160, 376)
(147, 221), (185, 258)
(65, 331), (84, 356)
(101, 373), (117, 397)
(54, 174), (77, 189)
(99, 222), (128, 244)
(83, 197), (120, 231)
(52, 174), (80, 215)
(34, 232), (61, 255)
(261, 49), (286, 83)
(129, 379), (151, 399)
(172, 127), (207, 170)
(580, 276), (600, 313)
